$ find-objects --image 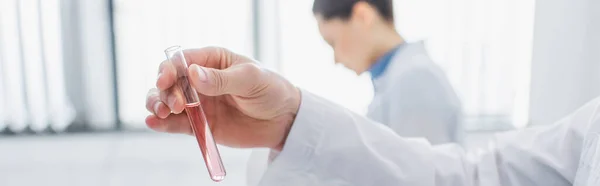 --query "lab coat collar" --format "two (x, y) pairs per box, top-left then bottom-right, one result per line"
(371, 41), (427, 93)
(369, 44), (404, 80)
